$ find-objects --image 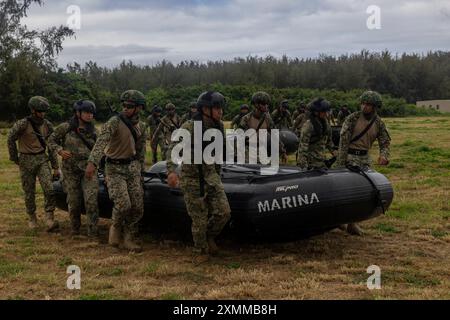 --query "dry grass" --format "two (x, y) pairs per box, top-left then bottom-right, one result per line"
(0, 117), (448, 300)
